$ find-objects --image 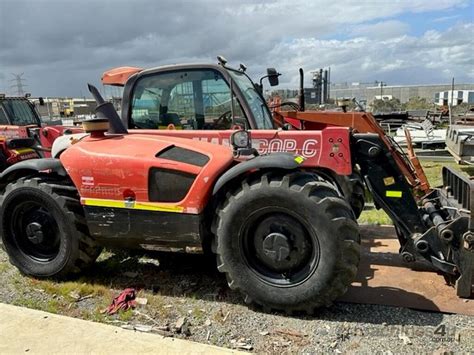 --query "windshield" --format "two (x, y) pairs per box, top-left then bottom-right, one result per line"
(1, 99), (39, 126)
(228, 70), (274, 129)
